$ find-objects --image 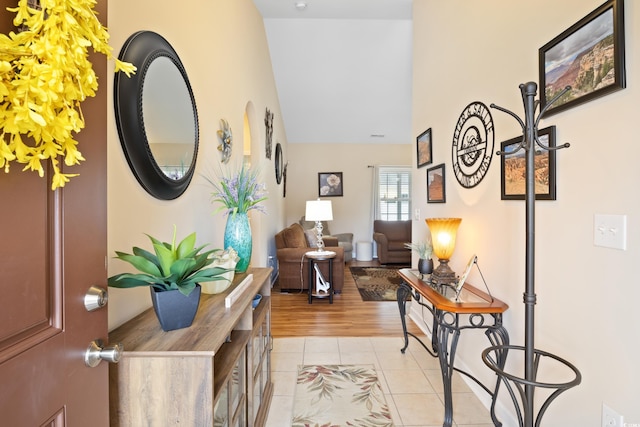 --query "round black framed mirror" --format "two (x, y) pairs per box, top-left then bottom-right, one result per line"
(114, 31), (199, 200)
(274, 142), (283, 184)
